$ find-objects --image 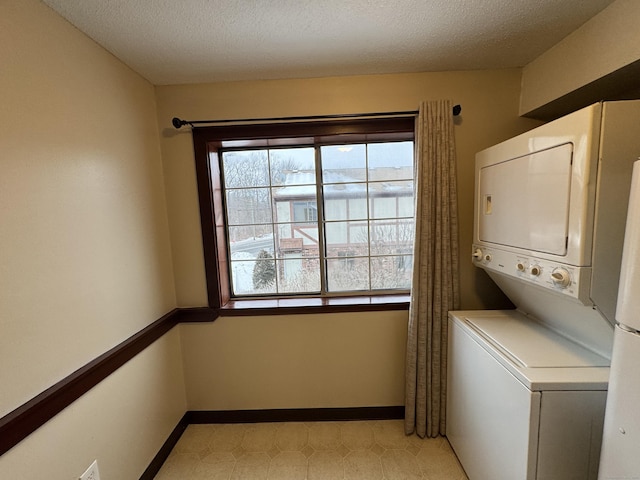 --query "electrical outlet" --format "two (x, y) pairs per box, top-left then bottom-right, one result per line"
(79, 460), (100, 480)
